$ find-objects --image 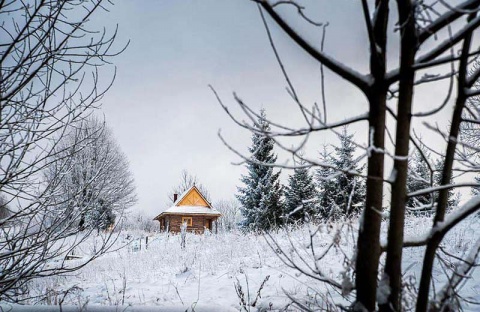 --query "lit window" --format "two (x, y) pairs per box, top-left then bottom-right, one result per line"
(182, 217), (192, 226)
